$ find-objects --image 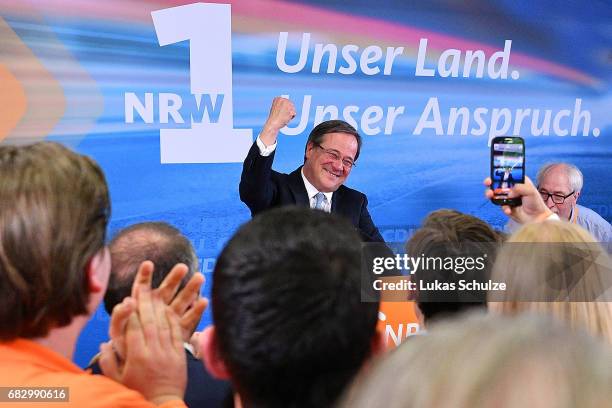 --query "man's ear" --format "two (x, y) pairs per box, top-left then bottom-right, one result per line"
(87, 247), (111, 294)
(574, 190), (581, 202)
(304, 141), (315, 161)
(200, 325), (231, 380)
